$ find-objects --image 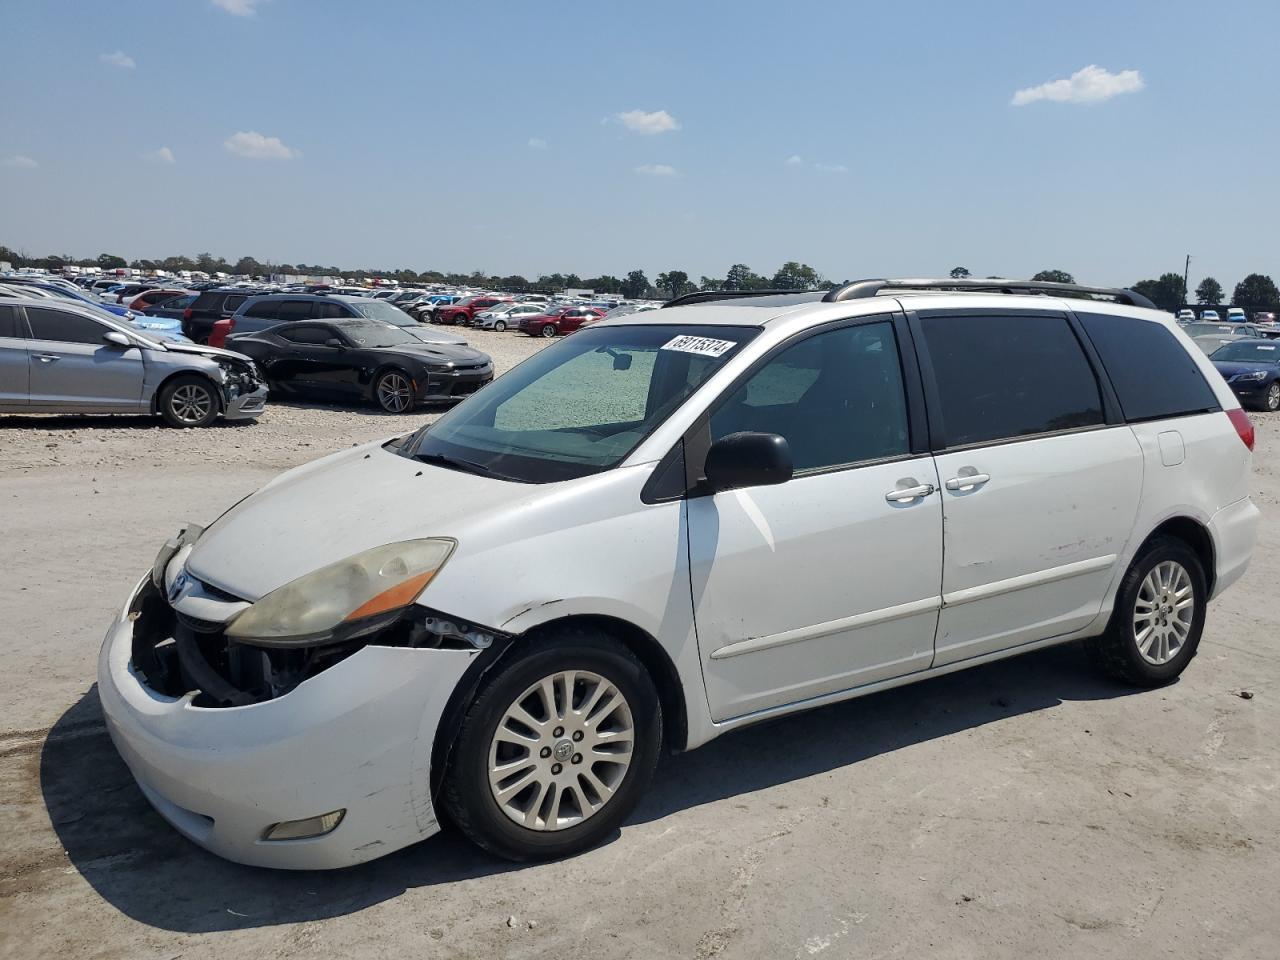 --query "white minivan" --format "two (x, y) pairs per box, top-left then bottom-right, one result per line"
(98, 279), (1260, 868)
